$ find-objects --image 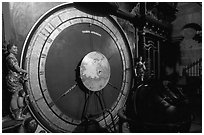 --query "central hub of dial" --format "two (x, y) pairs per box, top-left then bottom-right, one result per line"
(80, 51), (111, 91)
